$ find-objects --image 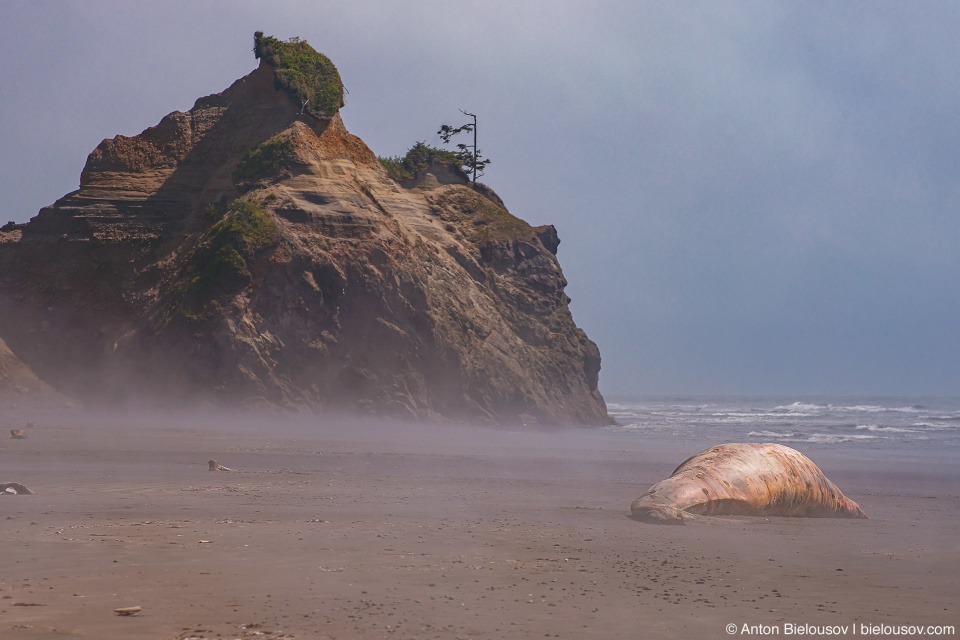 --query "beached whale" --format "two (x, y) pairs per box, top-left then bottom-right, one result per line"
(630, 443), (867, 524)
